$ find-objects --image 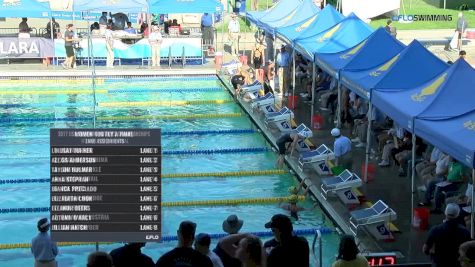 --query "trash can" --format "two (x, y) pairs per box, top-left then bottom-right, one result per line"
(312, 114), (324, 130)
(239, 55), (248, 65)
(466, 30), (475, 39)
(413, 208), (429, 230)
(287, 95), (298, 109)
(256, 69), (265, 83)
(361, 163), (375, 182)
(214, 52), (223, 68)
